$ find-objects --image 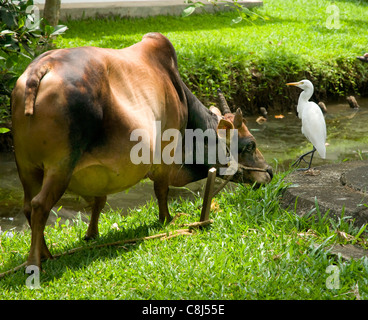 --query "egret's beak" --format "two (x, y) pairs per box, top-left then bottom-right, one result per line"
(286, 82), (302, 86)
